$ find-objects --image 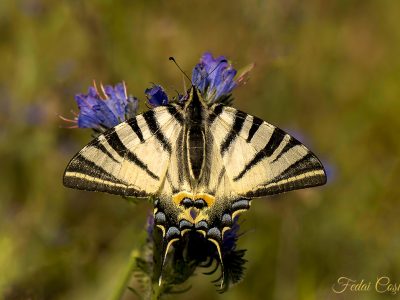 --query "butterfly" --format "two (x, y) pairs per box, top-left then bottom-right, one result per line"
(63, 85), (327, 284)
